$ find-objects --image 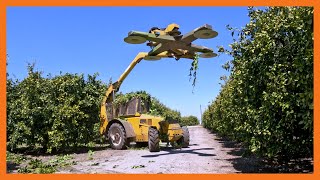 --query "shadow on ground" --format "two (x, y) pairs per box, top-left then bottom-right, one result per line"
(6, 161), (20, 173)
(213, 134), (313, 173)
(141, 146), (216, 158)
